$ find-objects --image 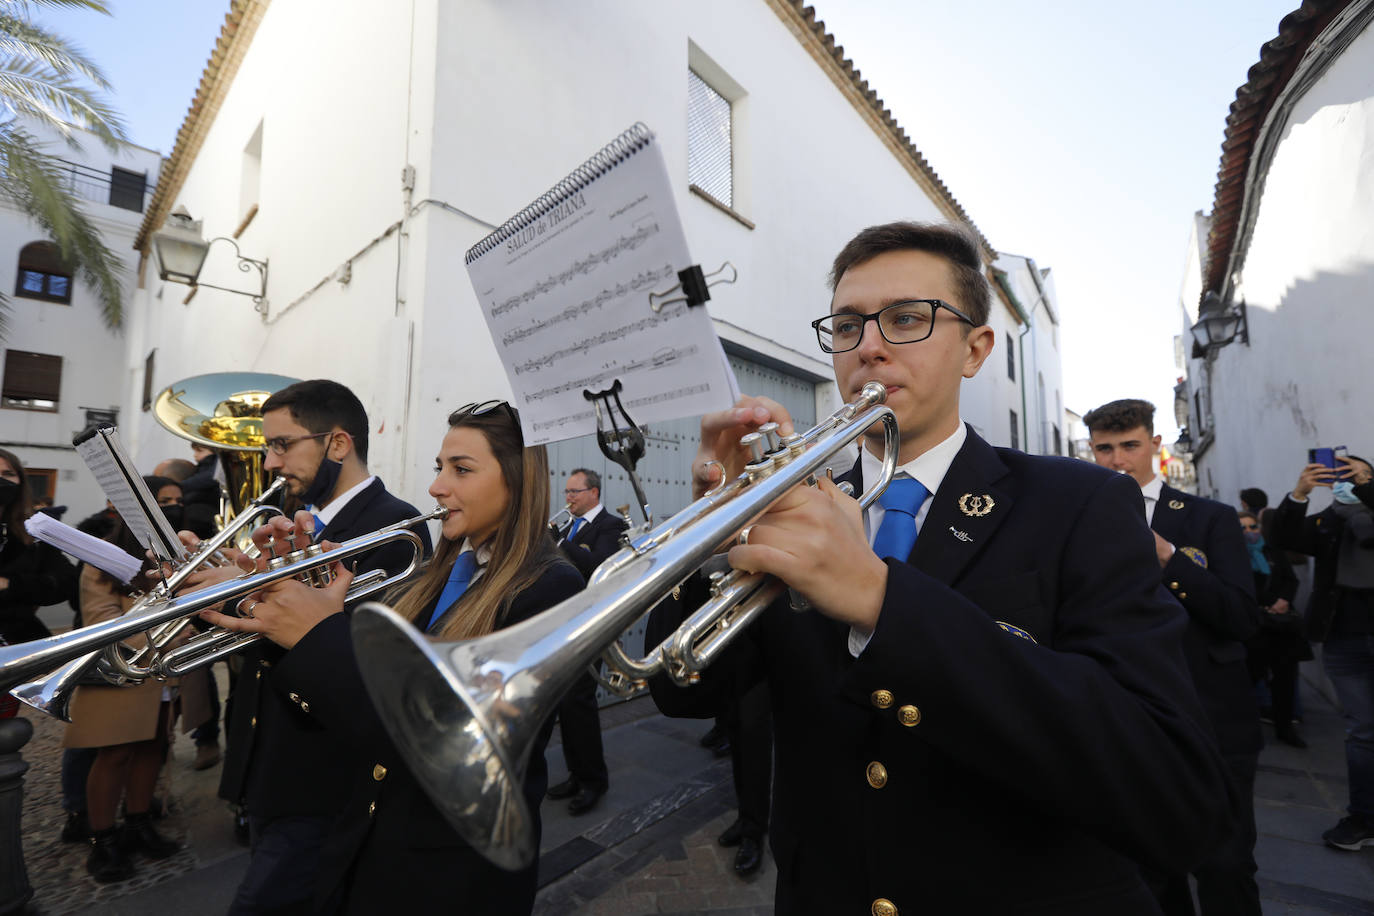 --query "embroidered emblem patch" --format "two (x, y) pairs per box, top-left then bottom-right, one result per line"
(1168, 499), (1185, 510)
(958, 493), (995, 518)
(1180, 546), (1208, 568)
(996, 621), (1037, 643)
